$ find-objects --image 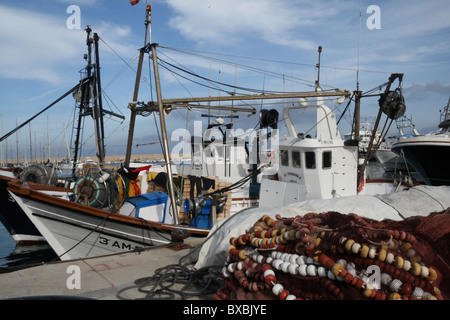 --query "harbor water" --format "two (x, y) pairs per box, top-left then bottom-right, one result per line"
(0, 162), (417, 270)
(0, 223), (58, 269)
